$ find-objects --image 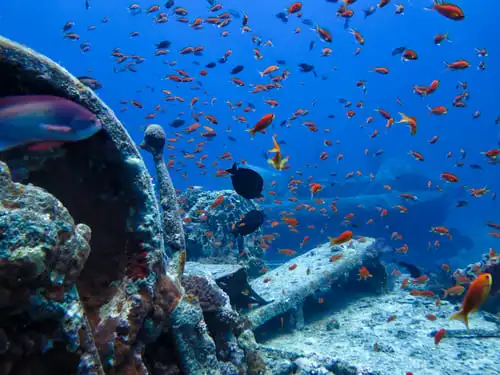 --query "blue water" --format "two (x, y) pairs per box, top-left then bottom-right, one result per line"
(1, 0), (499, 270)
